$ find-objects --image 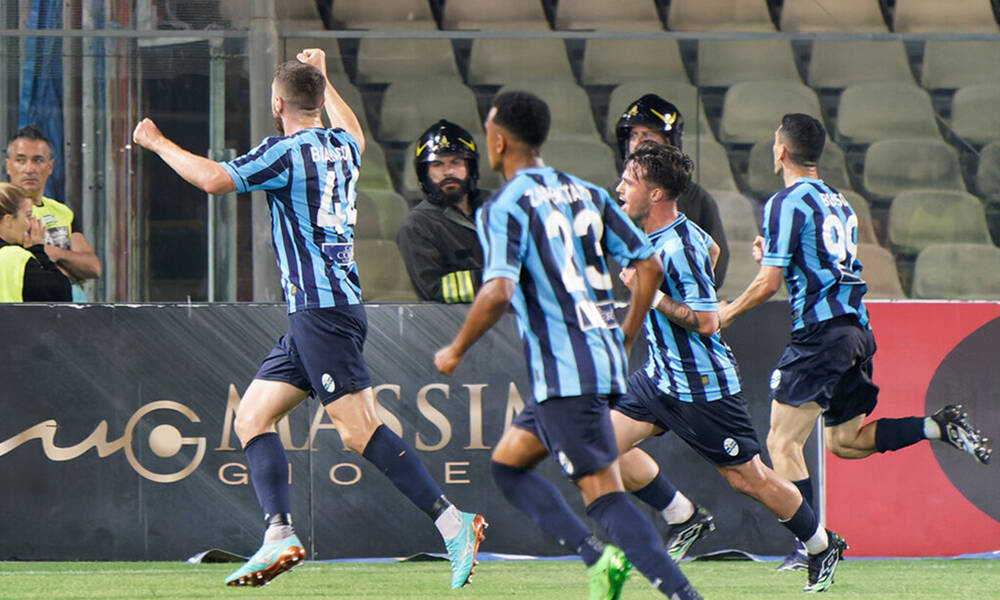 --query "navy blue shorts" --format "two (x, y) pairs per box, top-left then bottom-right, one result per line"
(255, 305), (372, 405)
(612, 370), (762, 466)
(771, 315), (879, 427)
(511, 394), (620, 480)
